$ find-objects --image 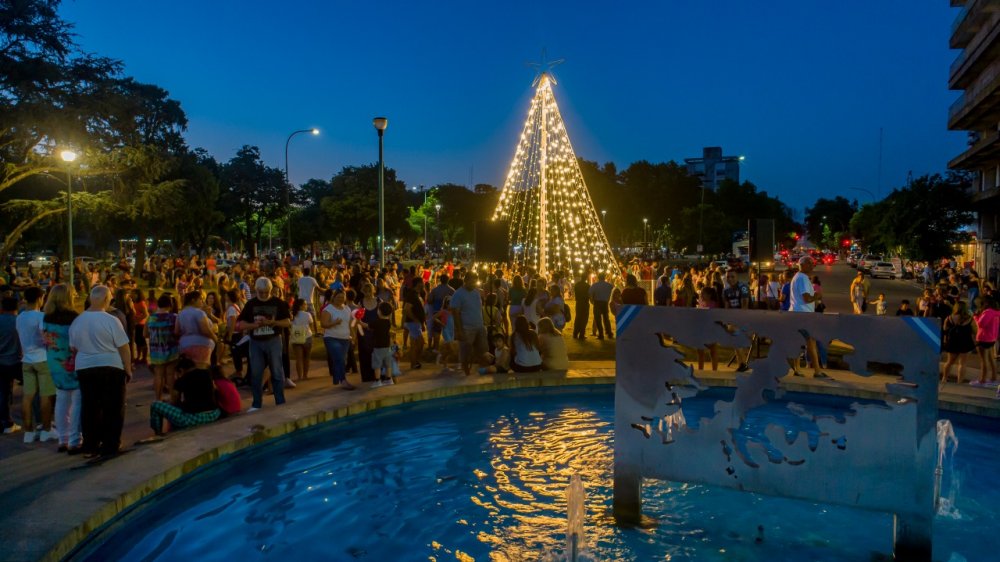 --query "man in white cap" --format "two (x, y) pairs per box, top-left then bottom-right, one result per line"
(789, 255), (823, 377)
